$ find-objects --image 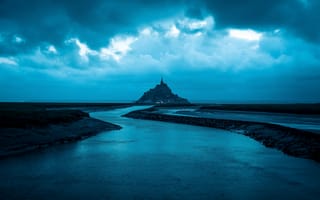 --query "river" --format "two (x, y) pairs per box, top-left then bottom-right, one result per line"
(0, 106), (320, 199)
